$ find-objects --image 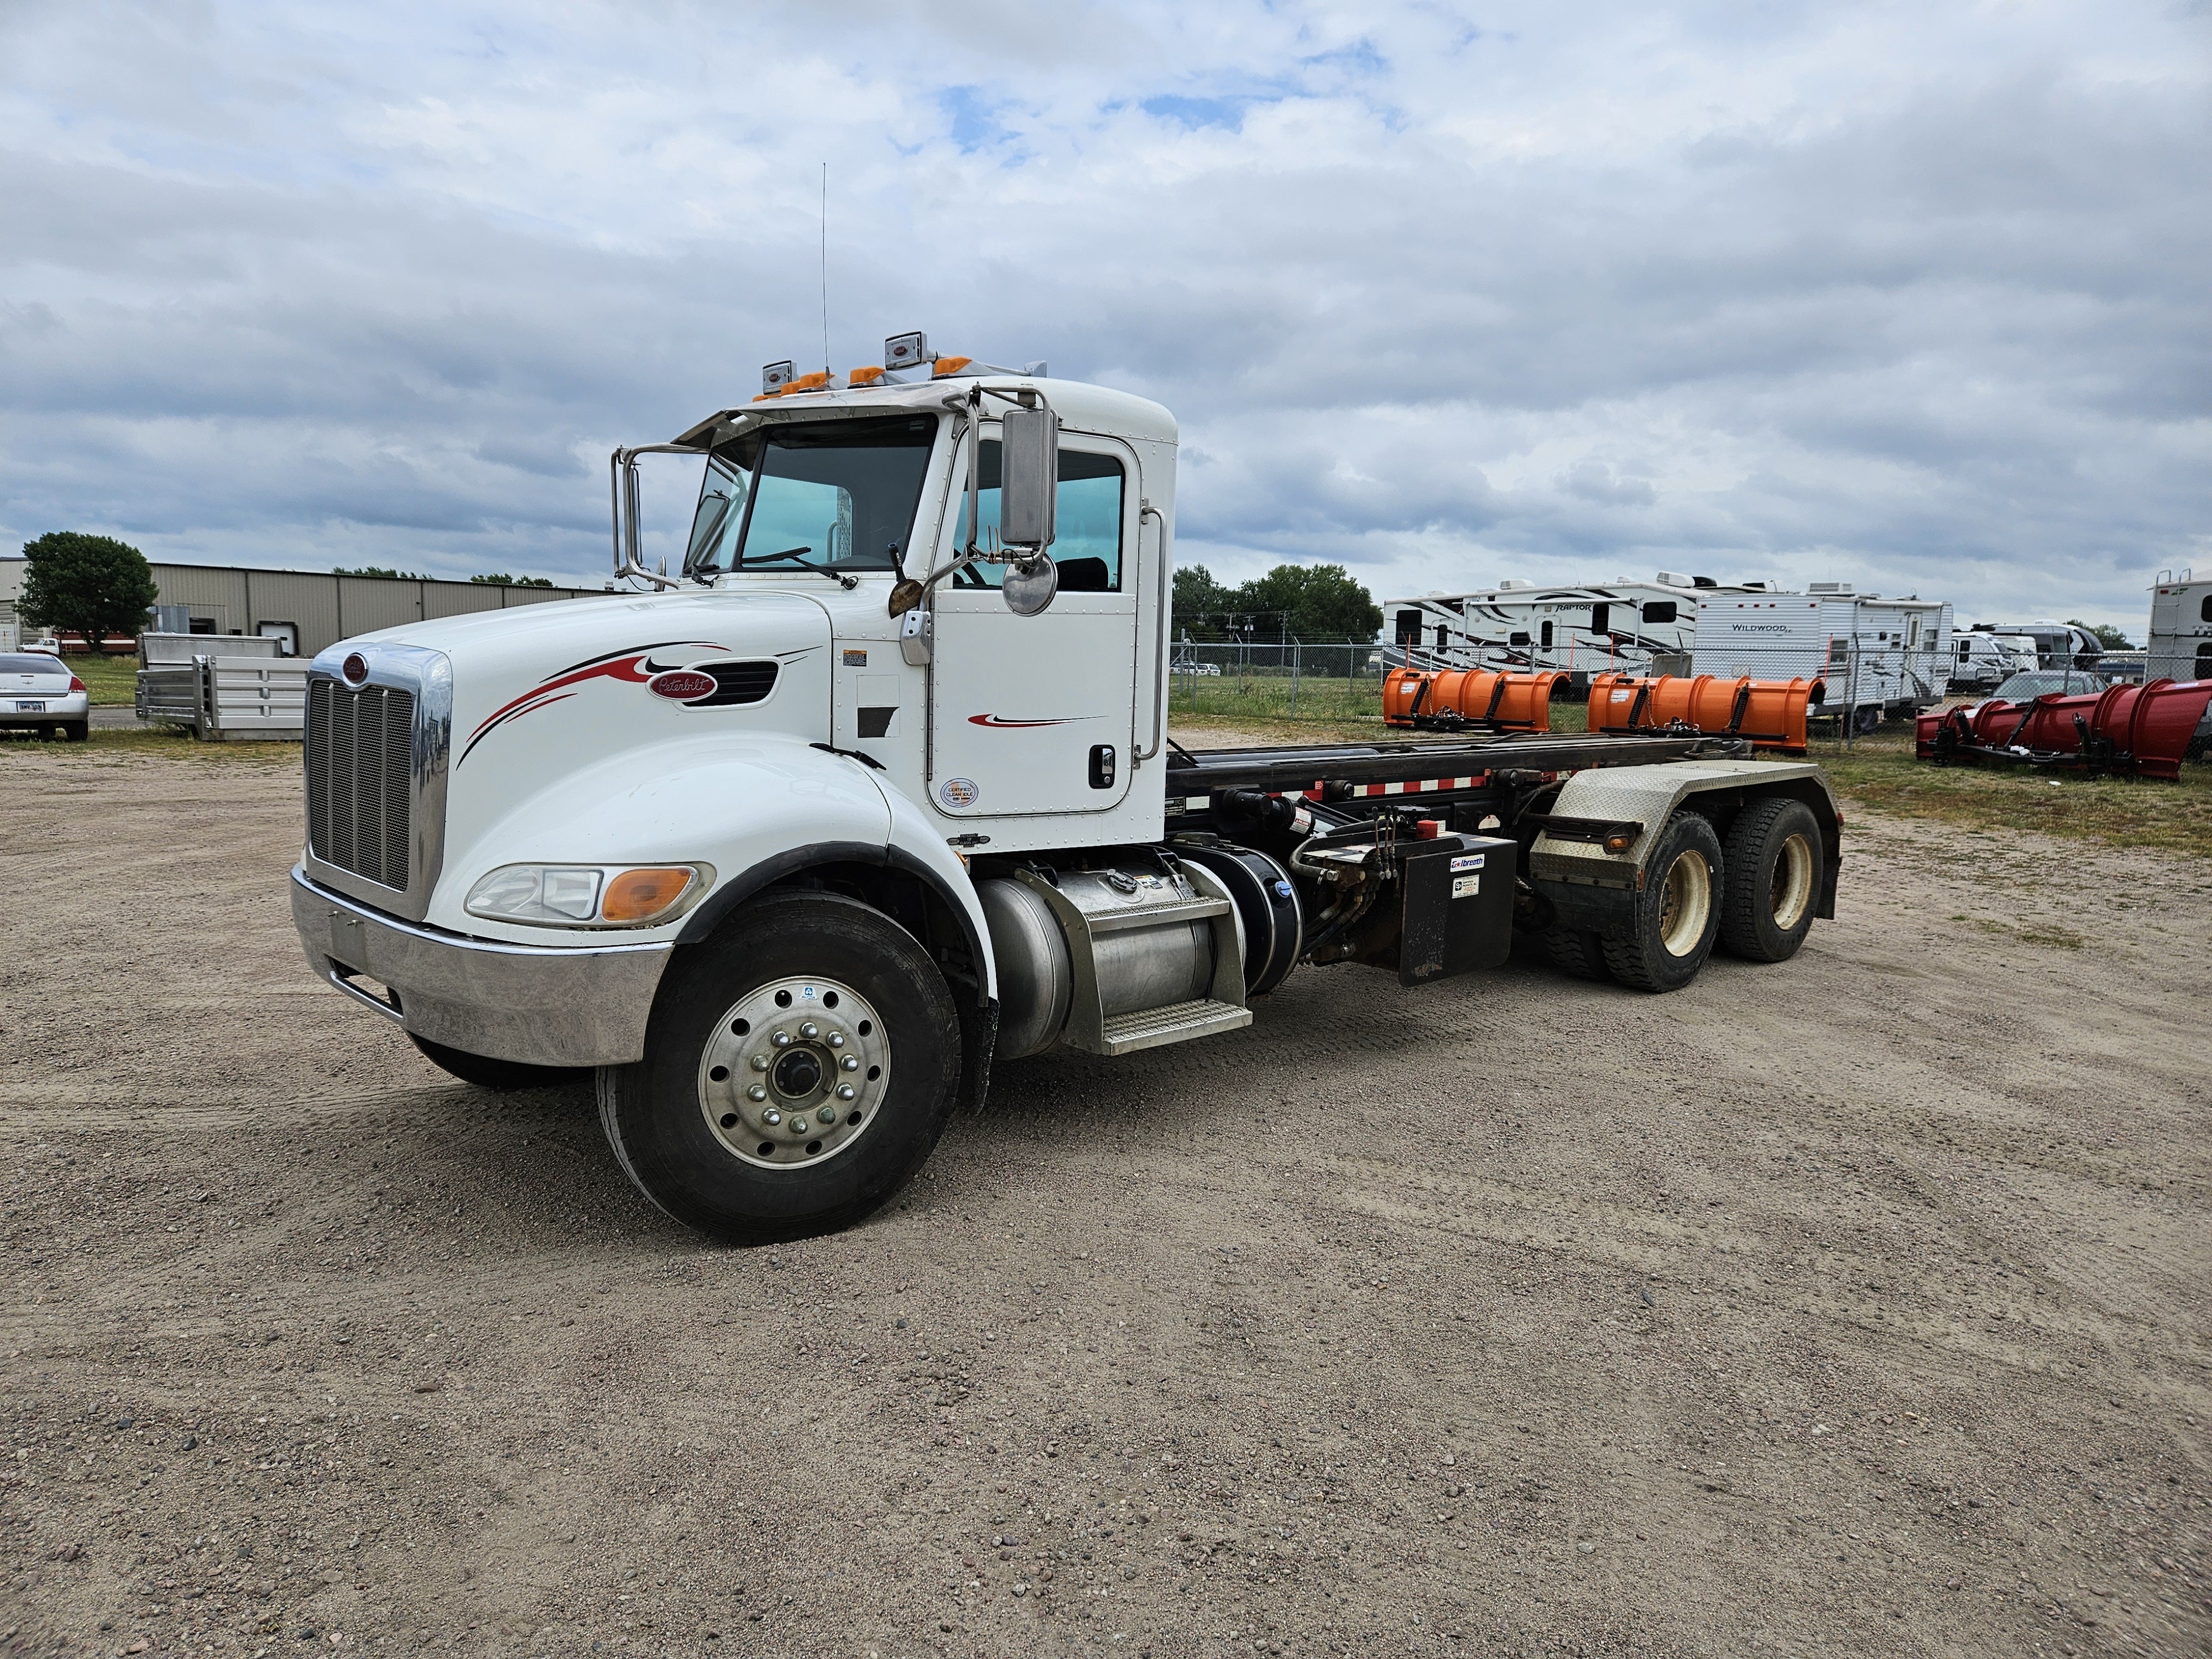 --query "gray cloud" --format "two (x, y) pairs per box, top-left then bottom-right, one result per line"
(1, 0), (2204, 633)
